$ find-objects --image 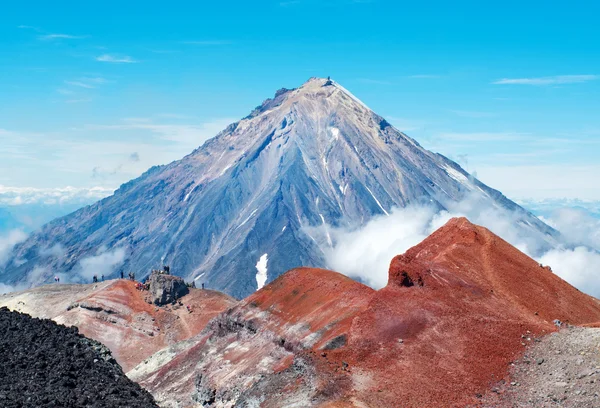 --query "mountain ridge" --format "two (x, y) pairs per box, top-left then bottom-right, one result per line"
(0, 77), (557, 298)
